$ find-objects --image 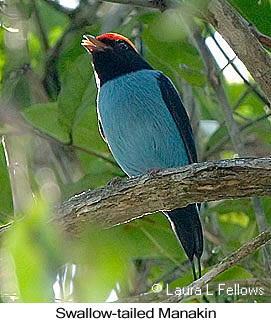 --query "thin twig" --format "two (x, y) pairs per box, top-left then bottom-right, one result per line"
(30, 124), (118, 168)
(190, 23), (271, 272)
(232, 87), (252, 110)
(0, 222), (13, 235)
(205, 0), (271, 101)
(206, 25), (270, 107)
(0, 104), (118, 168)
(192, 27), (245, 154)
(203, 110), (271, 161)
(140, 227), (181, 267)
(116, 228), (271, 302)
(31, 0), (49, 51)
